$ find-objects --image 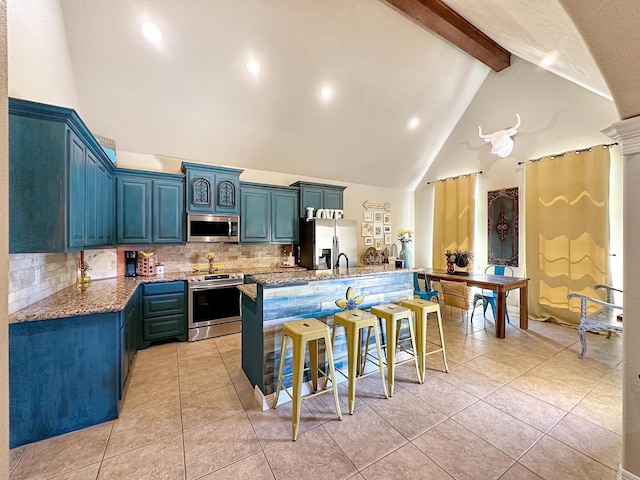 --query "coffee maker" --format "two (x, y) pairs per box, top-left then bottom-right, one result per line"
(124, 251), (138, 277)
